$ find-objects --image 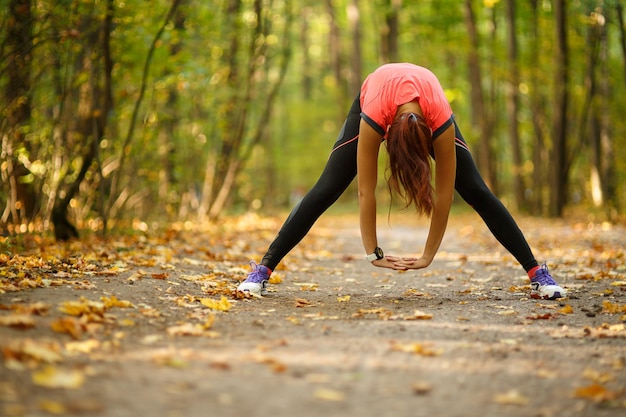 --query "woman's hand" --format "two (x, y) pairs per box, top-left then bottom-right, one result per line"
(370, 257), (400, 270)
(385, 255), (432, 270)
